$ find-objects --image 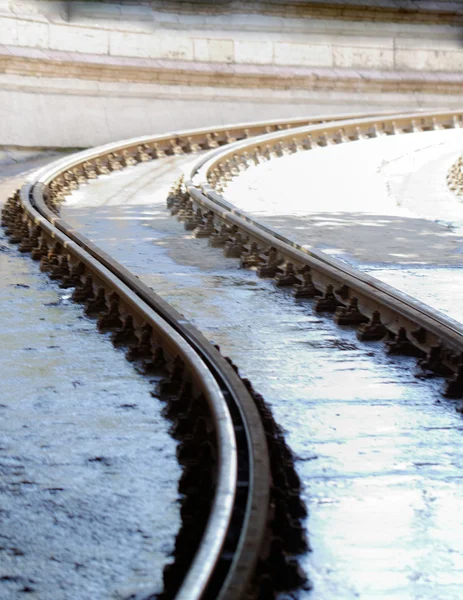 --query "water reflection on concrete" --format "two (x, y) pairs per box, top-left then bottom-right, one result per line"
(0, 194), (180, 598)
(63, 157), (463, 599)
